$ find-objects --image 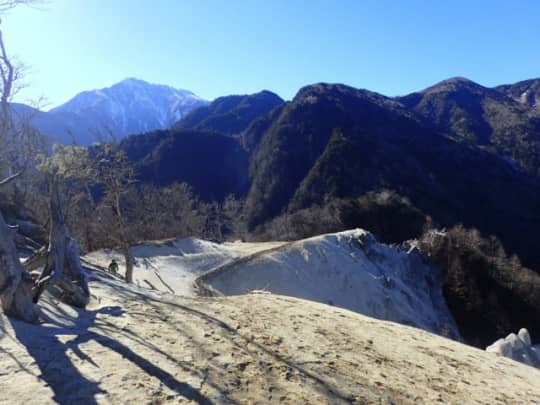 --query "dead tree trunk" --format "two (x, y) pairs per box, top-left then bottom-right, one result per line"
(0, 208), (39, 321)
(121, 240), (133, 284)
(27, 176), (90, 307)
(113, 192), (133, 283)
(0, 2), (43, 322)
